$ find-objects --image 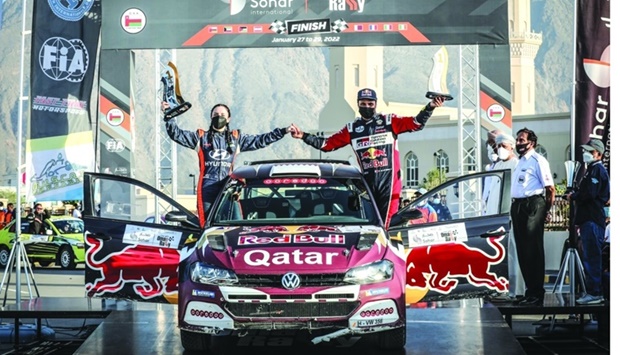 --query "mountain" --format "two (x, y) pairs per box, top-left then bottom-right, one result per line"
(0, 1), (574, 192)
